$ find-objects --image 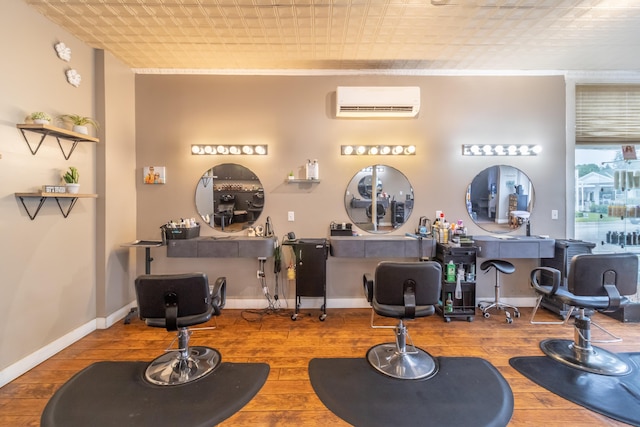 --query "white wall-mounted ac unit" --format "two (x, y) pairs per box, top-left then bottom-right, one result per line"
(336, 86), (421, 118)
